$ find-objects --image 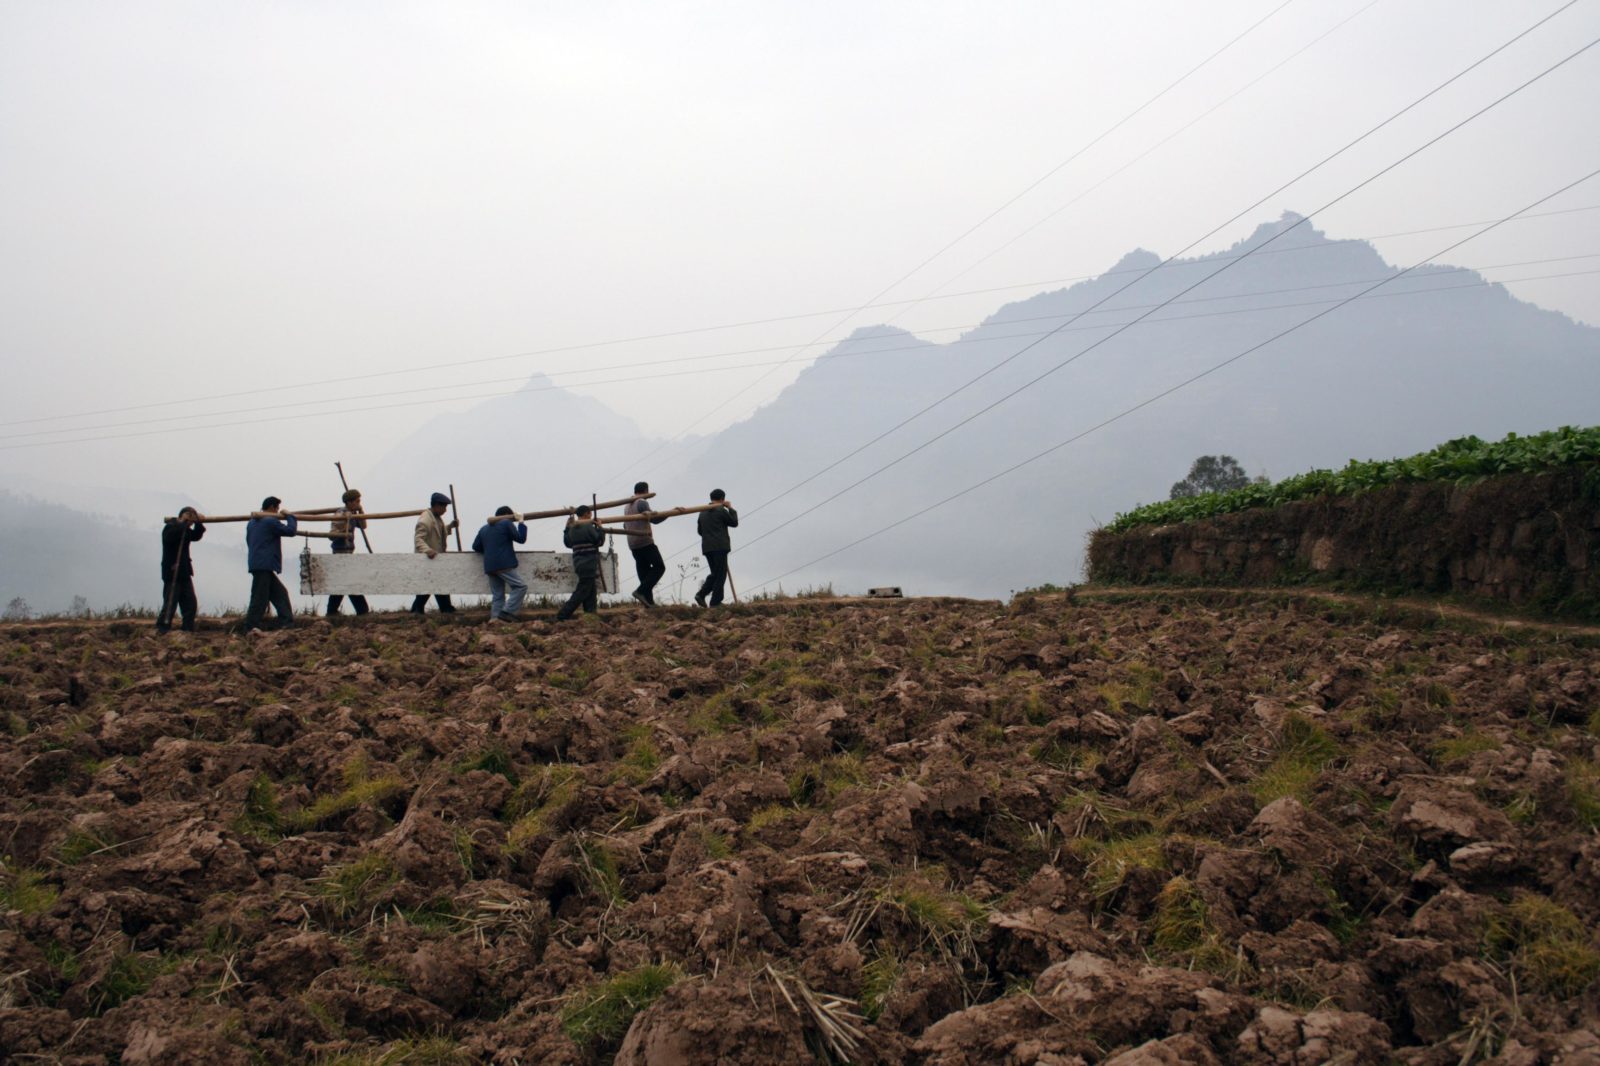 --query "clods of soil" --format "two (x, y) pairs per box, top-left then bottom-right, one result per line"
(1, 593), (1598, 1063)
